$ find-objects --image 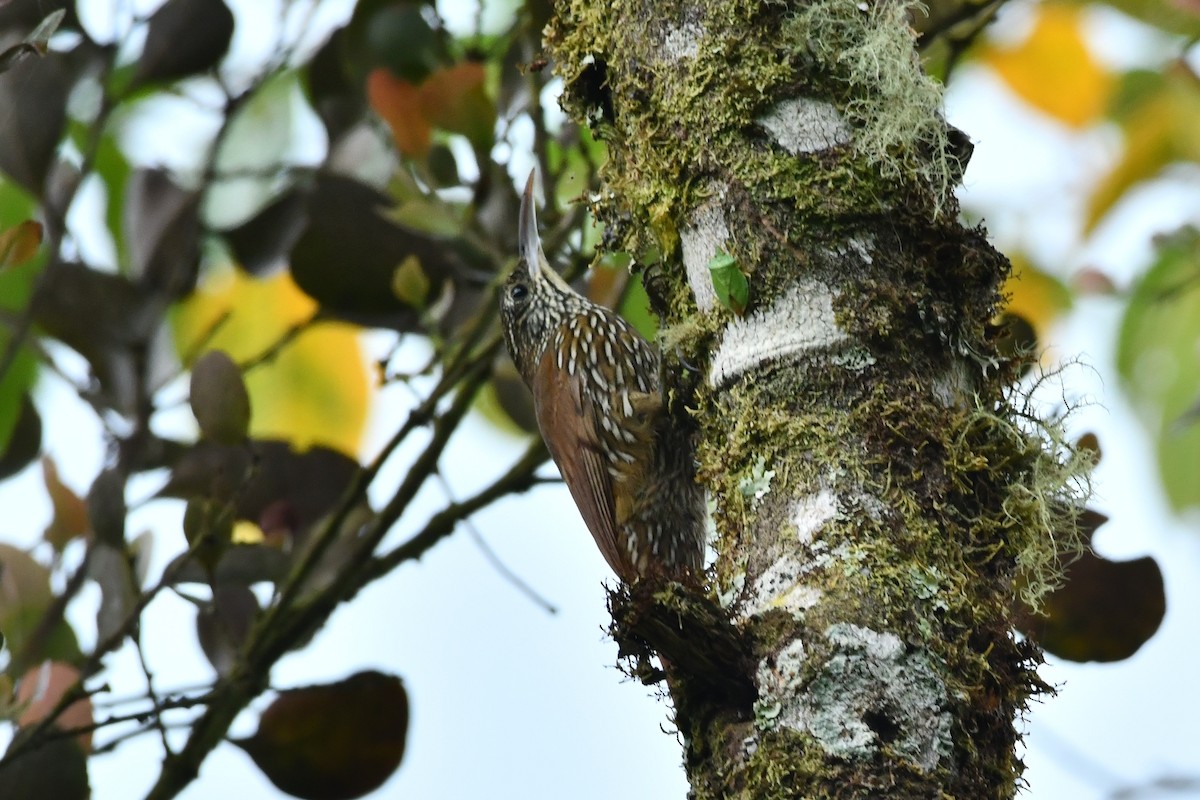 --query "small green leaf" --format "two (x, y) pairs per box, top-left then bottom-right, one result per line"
(1117, 226), (1200, 510)
(391, 255), (430, 309)
(709, 250), (748, 314)
(26, 10), (67, 54)
(0, 9), (65, 74)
